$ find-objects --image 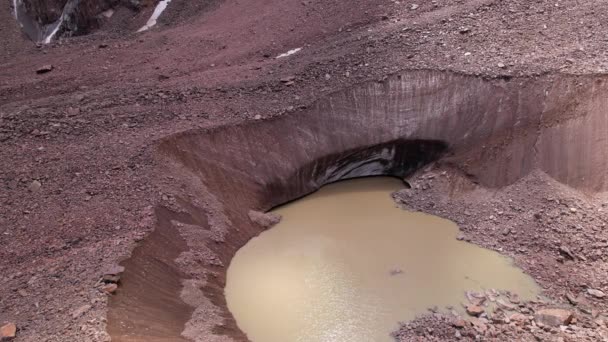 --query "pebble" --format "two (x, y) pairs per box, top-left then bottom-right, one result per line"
(0, 323), (16, 339)
(36, 65), (54, 74)
(466, 305), (485, 317)
(509, 313), (528, 324)
(565, 292), (579, 305)
(587, 288), (605, 298)
(71, 305), (92, 319)
(534, 308), (573, 327)
(452, 318), (466, 328)
(248, 210), (282, 229)
(101, 283), (118, 294)
(28, 180), (42, 192)
(280, 76), (295, 83)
